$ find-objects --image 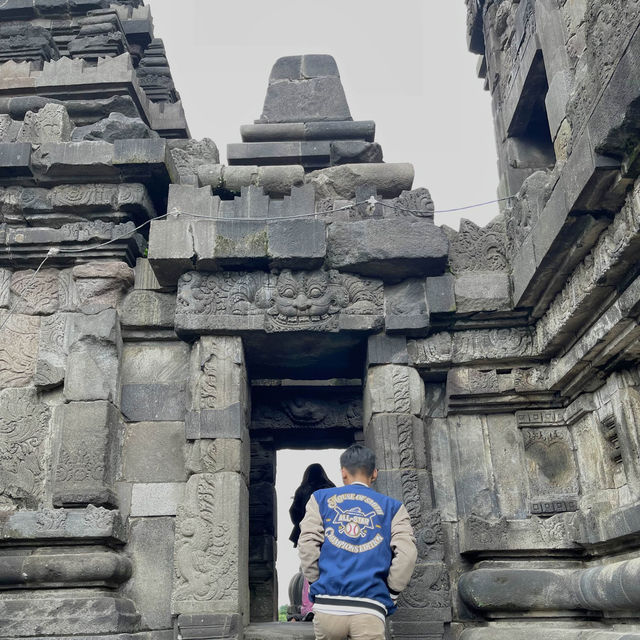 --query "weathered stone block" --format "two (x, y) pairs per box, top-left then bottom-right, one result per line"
(71, 261), (135, 313)
(121, 383), (186, 422)
(194, 219), (268, 270)
(52, 401), (118, 507)
(120, 342), (189, 422)
(32, 141), (118, 179)
(0, 142), (32, 177)
(64, 309), (121, 403)
(120, 290), (176, 329)
(305, 162), (414, 199)
(169, 138), (220, 184)
(363, 365), (424, 425)
(122, 517), (175, 630)
(367, 334), (409, 365)
(130, 482), (185, 517)
(185, 406), (249, 440)
(122, 422), (186, 483)
(64, 338), (119, 402)
(249, 480), (276, 537)
(0, 549), (131, 589)
(385, 278), (430, 334)
(267, 218), (326, 269)
(454, 272), (511, 313)
(134, 258), (163, 291)
(72, 112), (158, 142)
(426, 273), (456, 314)
(148, 215), (196, 286)
(178, 613), (243, 640)
(330, 140), (383, 165)
(172, 473), (249, 621)
(259, 55), (351, 124)
(327, 219), (448, 280)
(17, 103), (73, 143)
(0, 596), (140, 636)
(187, 336), (249, 424)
